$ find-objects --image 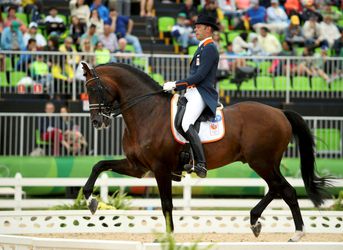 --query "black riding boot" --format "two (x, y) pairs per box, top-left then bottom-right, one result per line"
(184, 125), (207, 178)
